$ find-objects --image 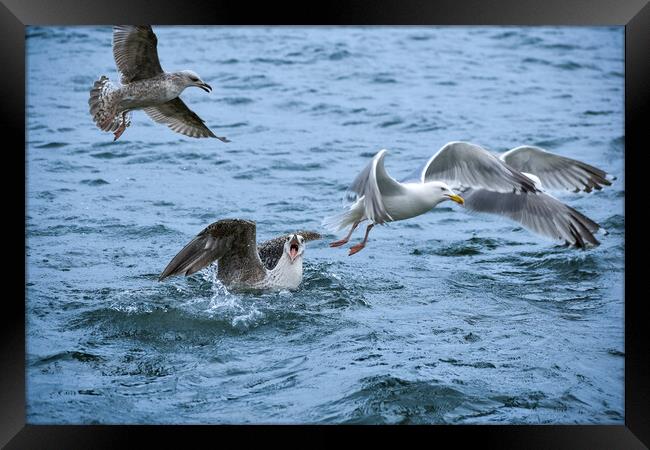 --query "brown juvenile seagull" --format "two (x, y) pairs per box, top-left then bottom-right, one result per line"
(159, 219), (321, 291)
(89, 25), (229, 142)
